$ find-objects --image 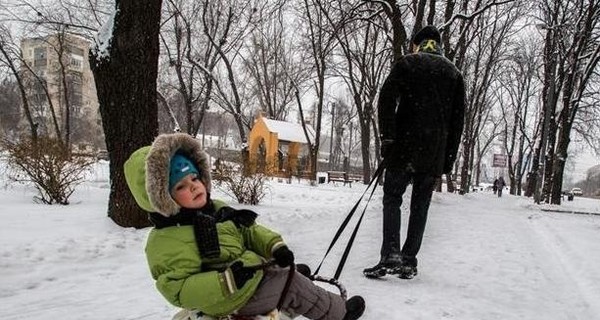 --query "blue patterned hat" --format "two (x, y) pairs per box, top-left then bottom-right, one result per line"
(169, 153), (200, 191)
